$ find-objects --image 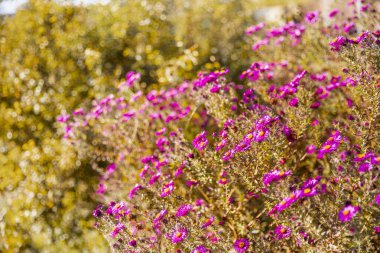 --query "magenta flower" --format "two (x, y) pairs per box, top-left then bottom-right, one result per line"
(110, 202), (130, 219)
(306, 145), (316, 154)
(317, 142), (338, 159)
(215, 139), (227, 151)
(338, 205), (360, 222)
(96, 183), (106, 195)
(57, 114), (70, 123)
(301, 176), (321, 189)
(161, 181), (174, 197)
(375, 227), (380, 234)
(371, 155), (380, 165)
(219, 178), (229, 185)
(122, 71), (141, 88)
(262, 169), (292, 186)
(201, 216), (215, 229)
(329, 9), (339, 18)
(289, 97), (299, 107)
(358, 162), (372, 173)
(175, 204), (193, 217)
(300, 187), (318, 198)
(192, 245), (210, 253)
(305, 11), (319, 24)
(193, 131), (209, 150)
(129, 239), (137, 247)
(153, 209), (167, 223)
(245, 22), (265, 35)
(222, 149), (235, 161)
(171, 227), (188, 244)
(149, 173), (161, 185)
(361, 3), (370, 12)
(252, 38), (269, 51)
(110, 222), (125, 238)
(233, 238), (250, 253)
(128, 184), (142, 199)
(275, 225), (291, 239)
(343, 22), (355, 33)
(253, 128), (269, 142)
(329, 36), (347, 51)
(186, 180), (198, 187)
